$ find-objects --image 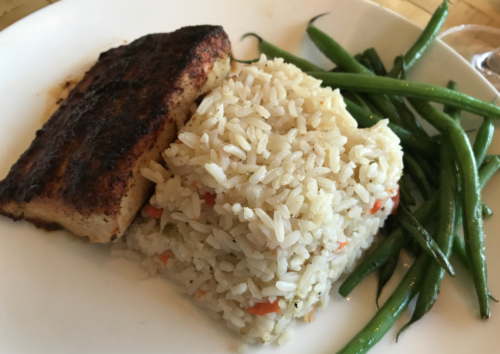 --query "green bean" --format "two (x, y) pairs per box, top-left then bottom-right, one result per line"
(307, 15), (372, 76)
(363, 48), (387, 76)
(415, 154), (440, 187)
(336, 254), (430, 354)
(306, 72), (500, 120)
(241, 33), (325, 72)
(387, 55), (405, 79)
(389, 58), (430, 138)
(338, 157), (498, 298)
(452, 156), (499, 278)
(389, 96), (429, 137)
(453, 208), (498, 302)
(482, 202), (493, 219)
(474, 157), (500, 261)
(473, 118), (494, 167)
(360, 56), (375, 73)
(452, 211), (481, 272)
(479, 155), (500, 187)
(361, 93), (385, 116)
(387, 0), (449, 76)
(451, 206), (467, 270)
(398, 203), (455, 276)
(452, 212), (496, 301)
(231, 58), (259, 64)
(345, 90), (390, 119)
(478, 156), (499, 219)
(399, 173), (416, 206)
(453, 236), (469, 272)
(403, 154), (433, 199)
(406, 238), (423, 257)
(398, 139), (457, 337)
(306, 18), (403, 126)
(339, 193), (439, 297)
(366, 96), (403, 126)
(243, 30), (399, 127)
(359, 95), (384, 117)
(342, 91), (372, 112)
(430, 157), (442, 175)
(352, 155), (500, 348)
(444, 80), (461, 121)
(239, 31), (426, 136)
(353, 53), (364, 64)
(452, 242), (496, 306)
(383, 214), (400, 236)
(483, 156), (494, 168)
(376, 252), (399, 308)
(408, 98), (489, 318)
(345, 99), (438, 158)
(483, 154), (499, 164)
